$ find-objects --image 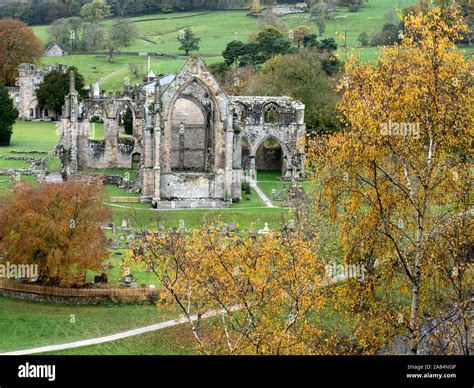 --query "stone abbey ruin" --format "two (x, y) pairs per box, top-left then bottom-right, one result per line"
(15, 57), (307, 208)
